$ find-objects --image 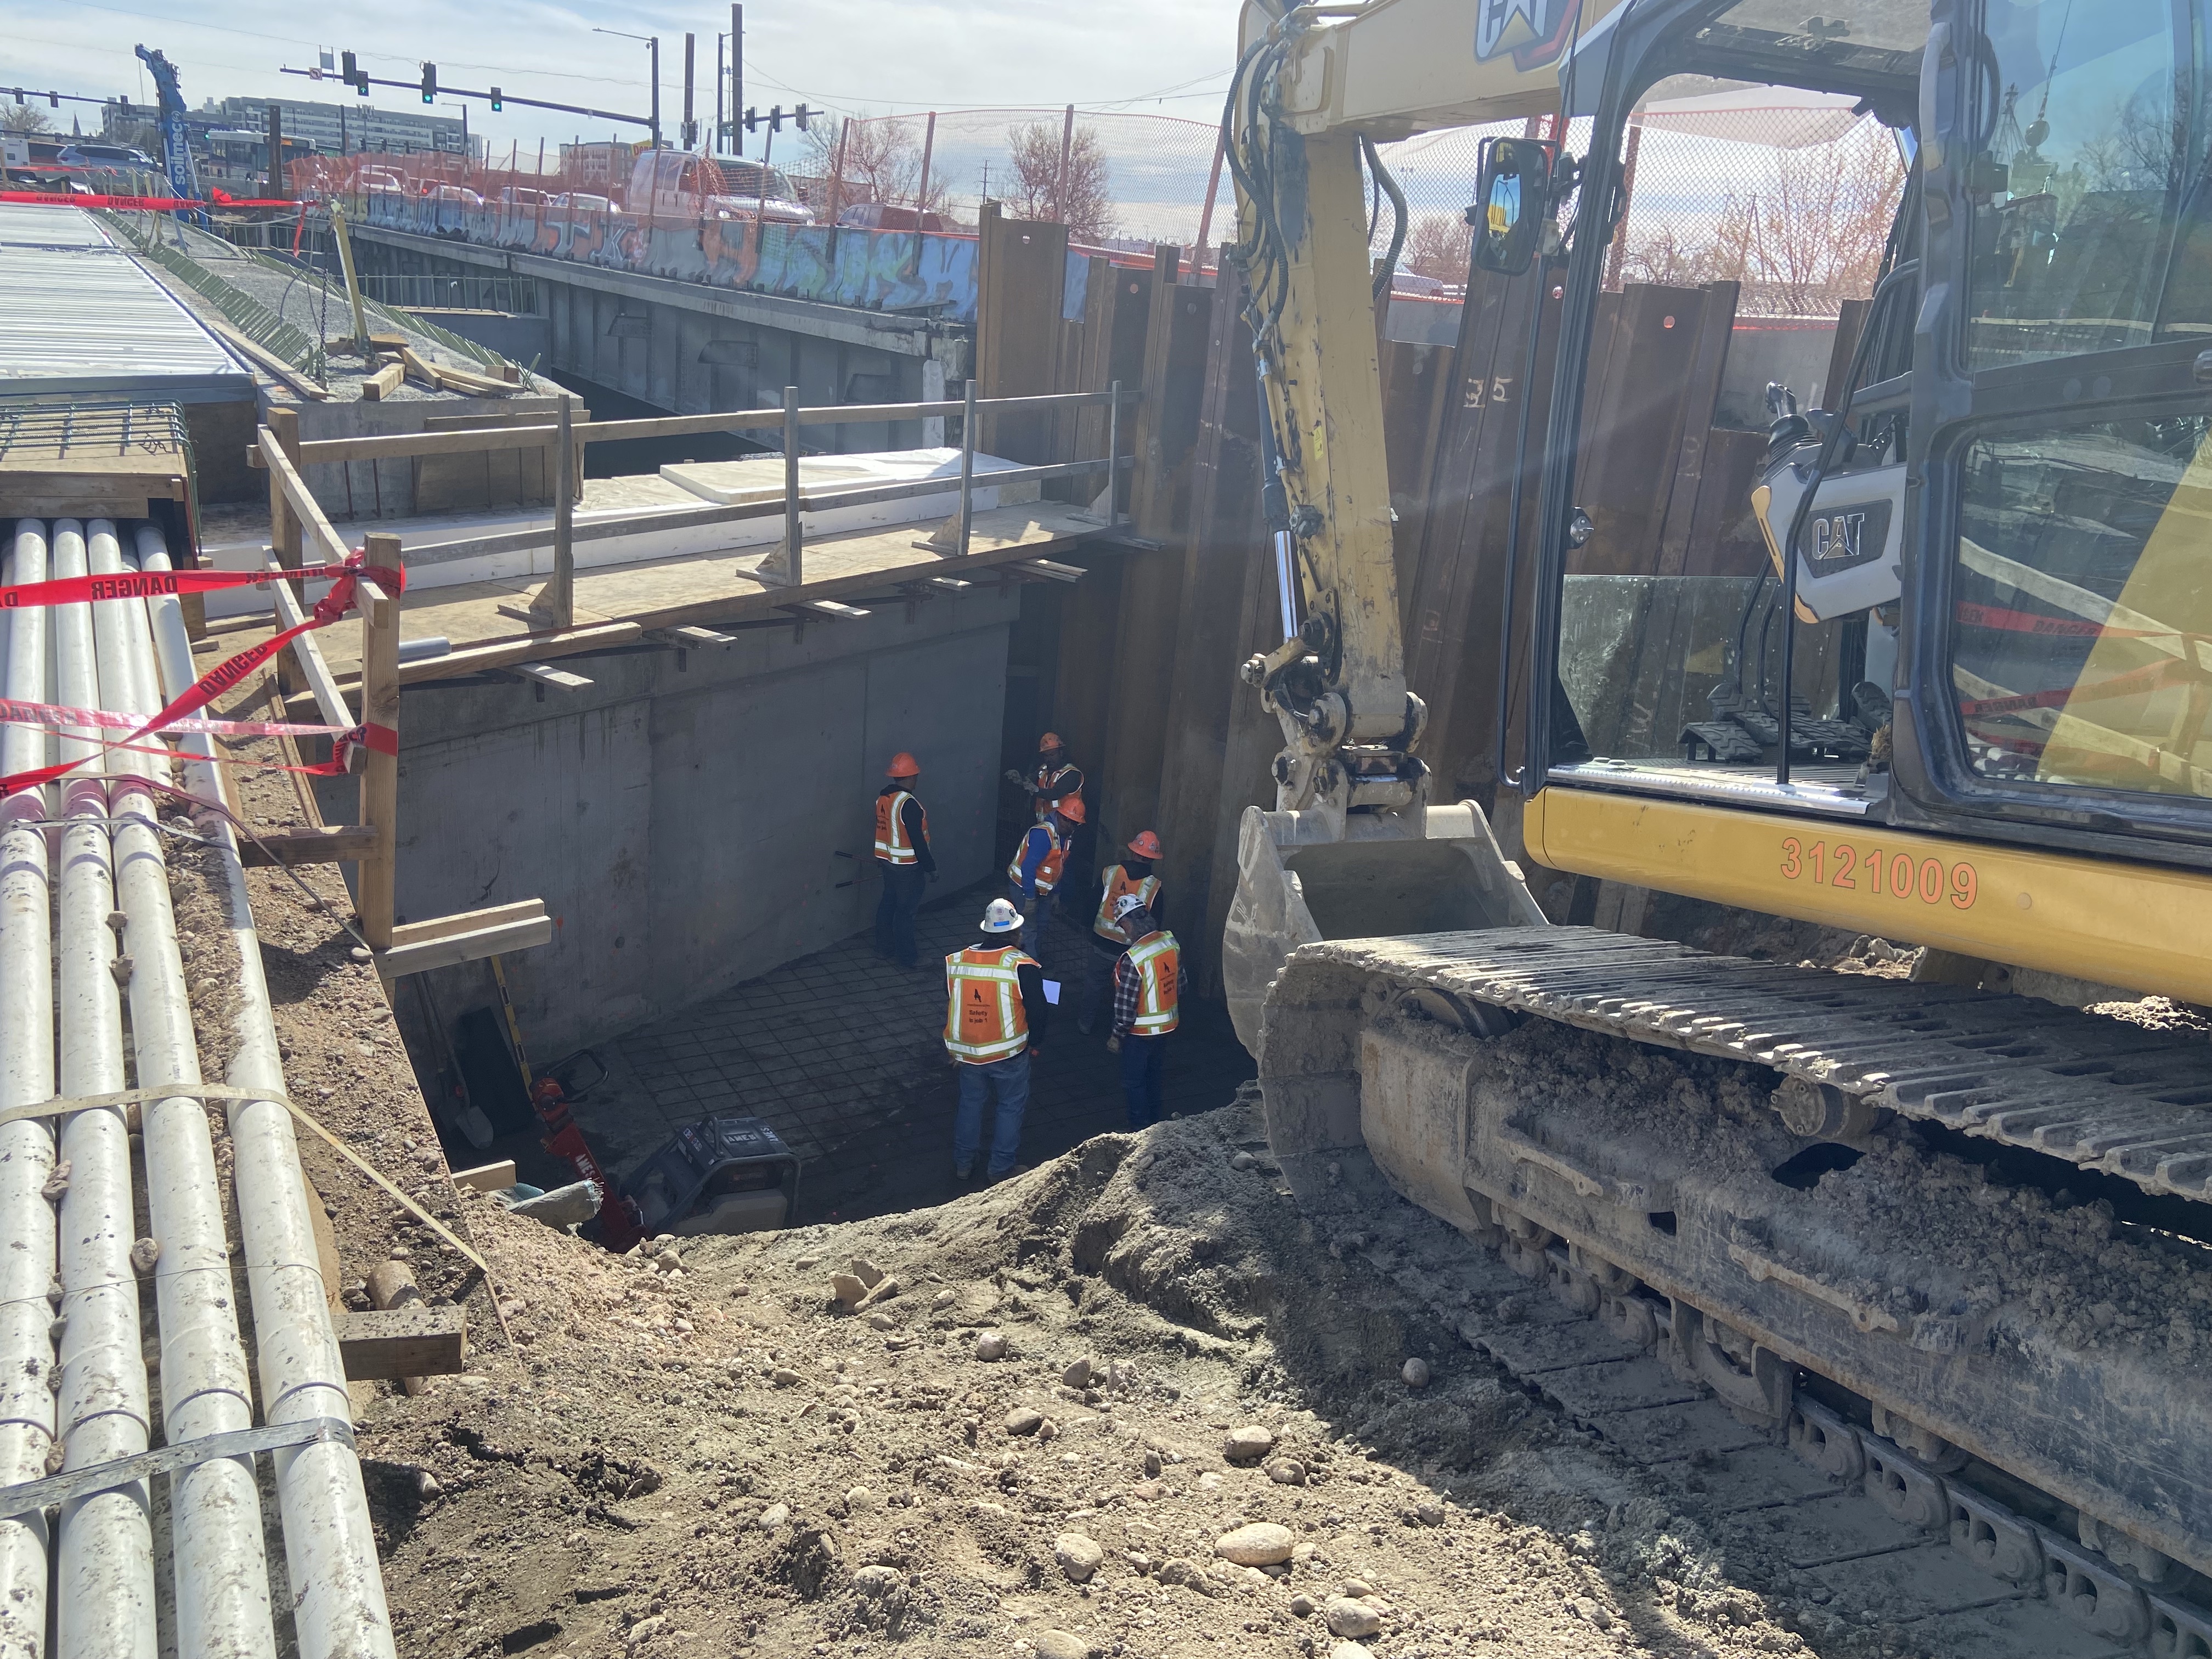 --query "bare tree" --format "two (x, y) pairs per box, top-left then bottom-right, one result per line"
(801, 114), (950, 216)
(2, 105), (54, 137)
(1002, 120), (1115, 240)
(1401, 211), (1473, 284)
(1617, 126), (1902, 315)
